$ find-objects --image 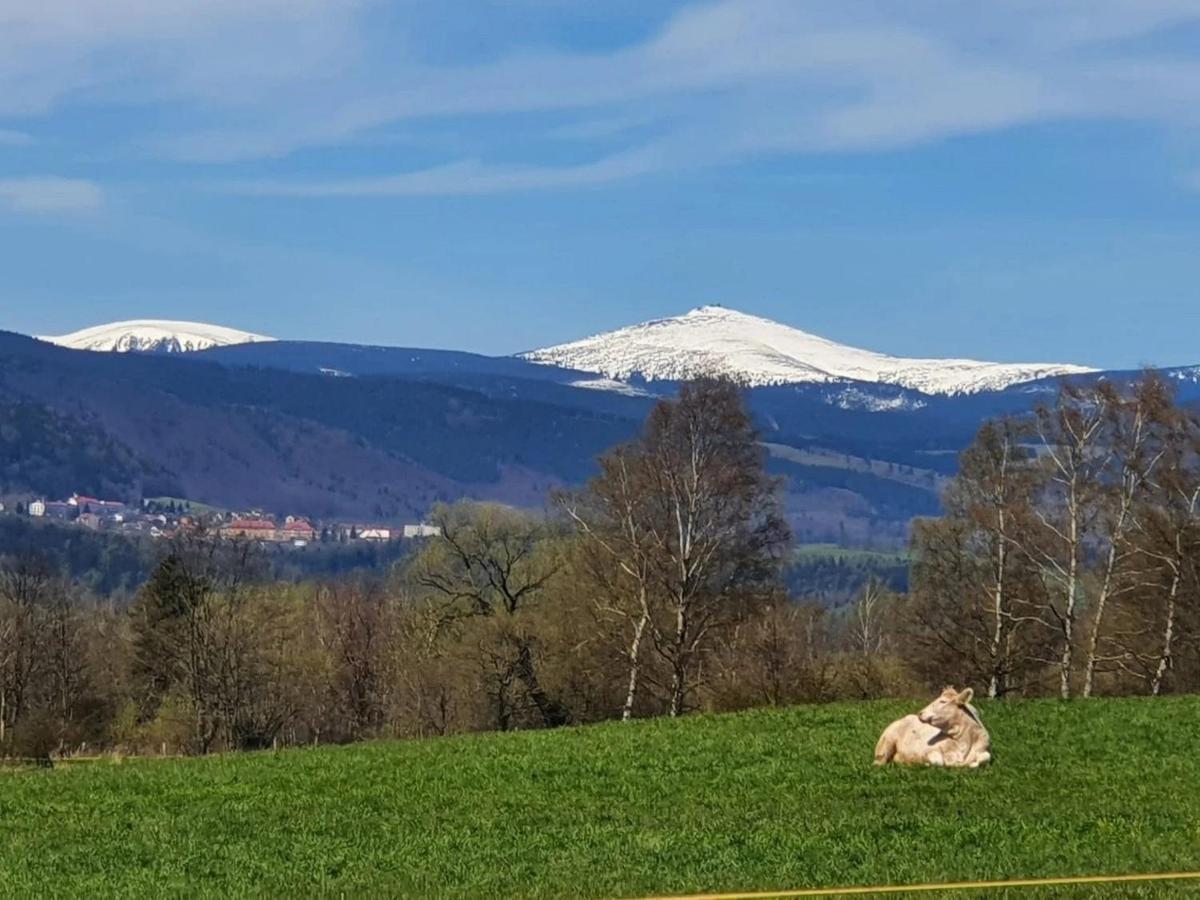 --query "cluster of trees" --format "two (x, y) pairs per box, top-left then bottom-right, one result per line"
(0, 516), (423, 602)
(2, 375), (1198, 760)
(909, 375), (1200, 699)
(781, 549), (908, 604)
